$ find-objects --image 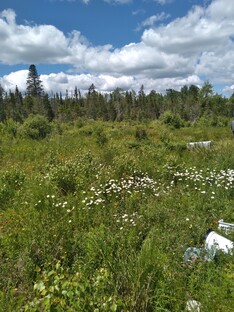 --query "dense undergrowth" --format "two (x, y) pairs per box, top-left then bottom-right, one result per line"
(0, 118), (234, 311)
